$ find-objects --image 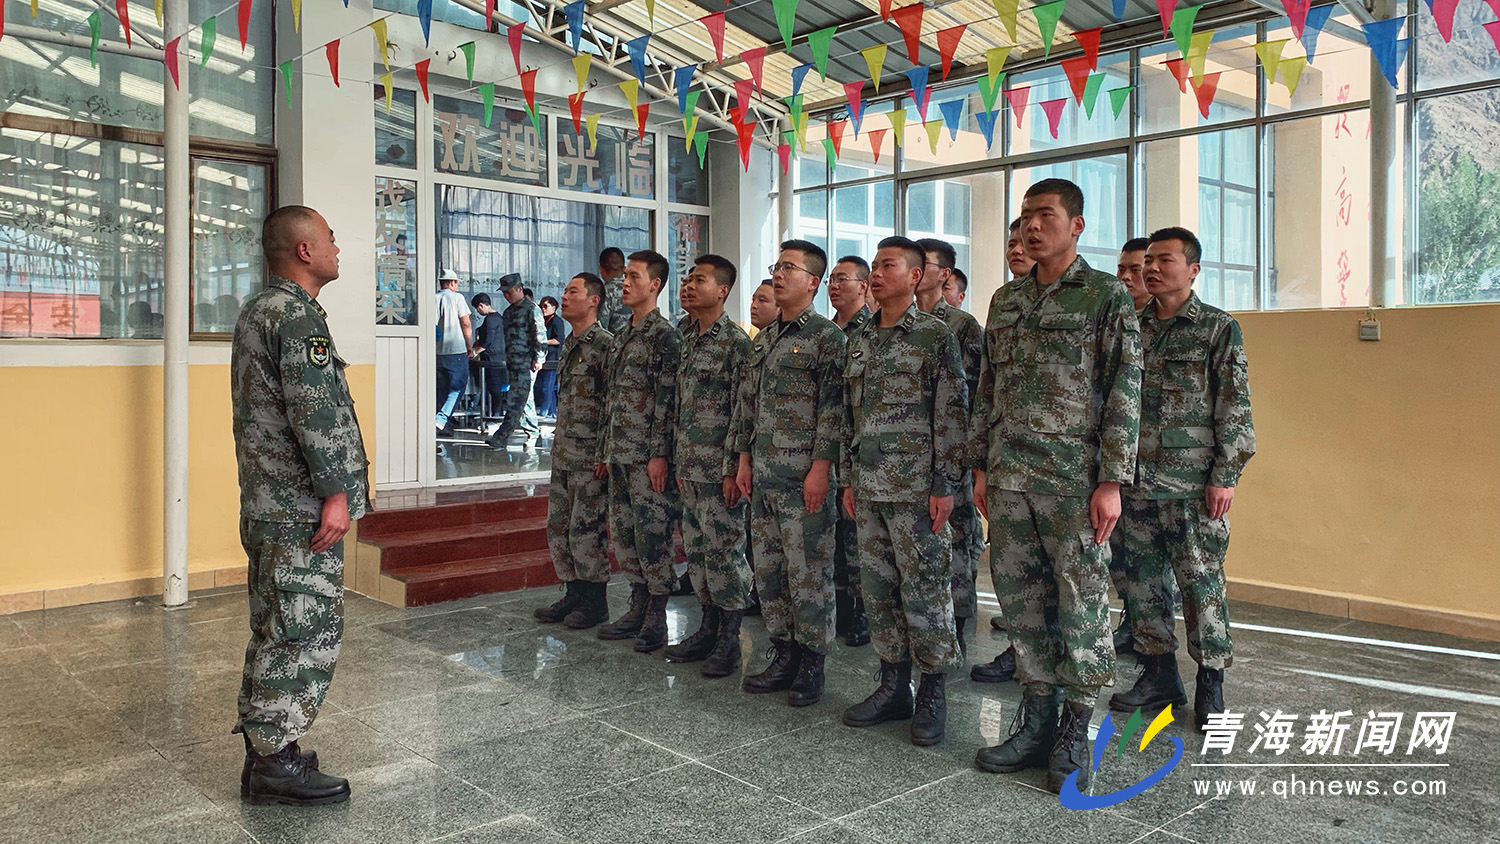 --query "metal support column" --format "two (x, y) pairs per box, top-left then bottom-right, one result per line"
(1368, 0), (1396, 308)
(162, 0), (190, 606)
